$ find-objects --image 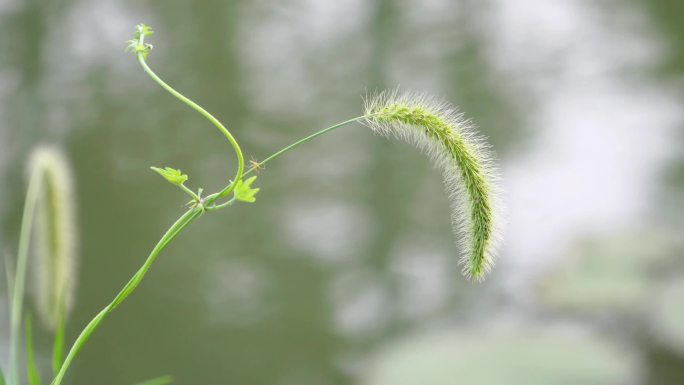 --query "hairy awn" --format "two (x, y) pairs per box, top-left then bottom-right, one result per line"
(363, 91), (501, 280)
